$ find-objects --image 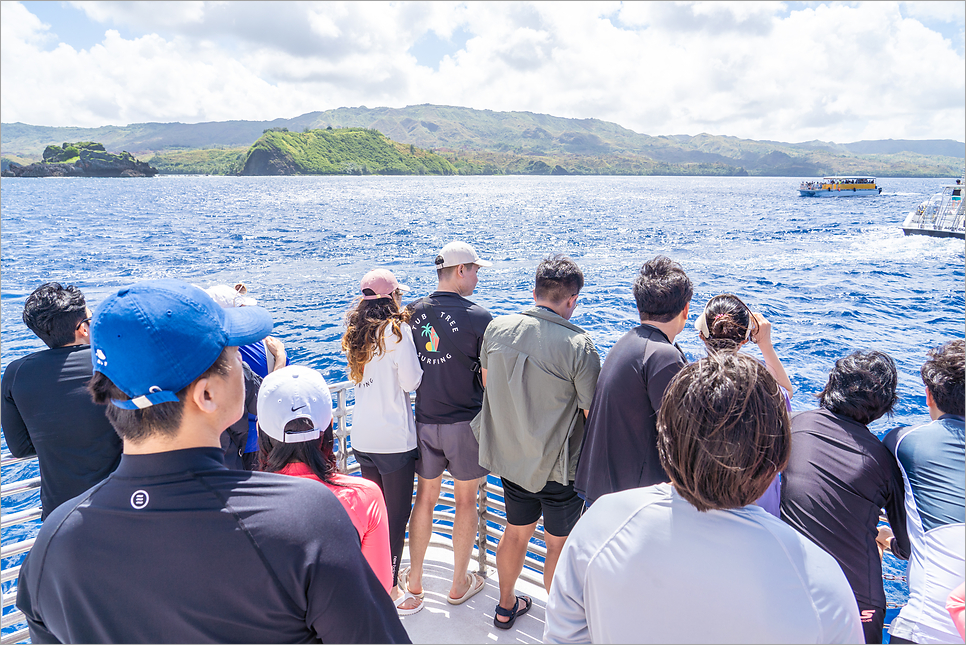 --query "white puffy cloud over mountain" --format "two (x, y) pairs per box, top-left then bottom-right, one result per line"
(2, 1), (963, 143)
